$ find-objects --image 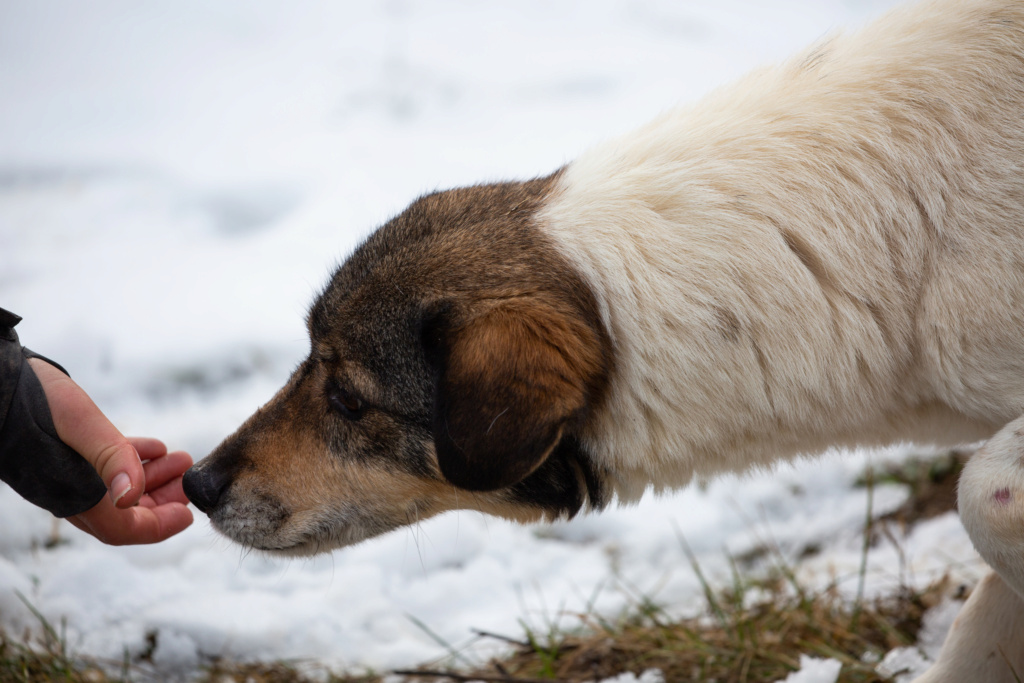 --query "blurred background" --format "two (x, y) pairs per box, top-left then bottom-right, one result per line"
(4, 1), (977, 680)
